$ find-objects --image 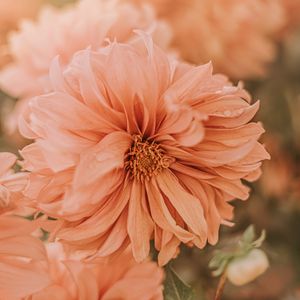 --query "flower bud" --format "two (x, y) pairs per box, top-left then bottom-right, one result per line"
(227, 249), (269, 286)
